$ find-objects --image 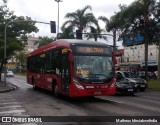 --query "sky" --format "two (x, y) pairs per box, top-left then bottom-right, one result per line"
(6, 0), (136, 47)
